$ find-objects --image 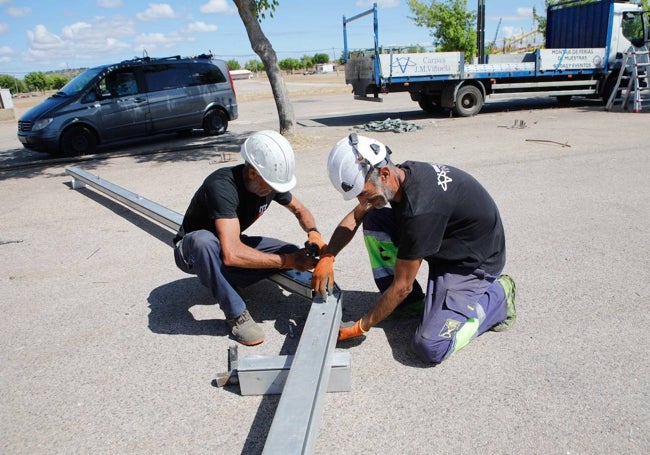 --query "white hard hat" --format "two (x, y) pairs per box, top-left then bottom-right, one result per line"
(241, 130), (297, 193)
(327, 133), (390, 200)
